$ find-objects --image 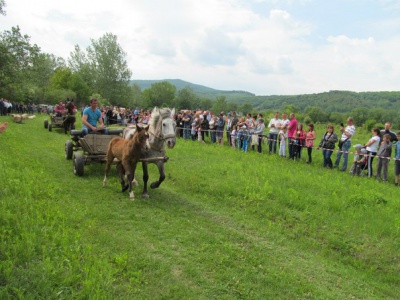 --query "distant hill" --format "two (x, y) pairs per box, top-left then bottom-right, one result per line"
(130, 79), (400, 114)
(130, 79), (255, 99)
